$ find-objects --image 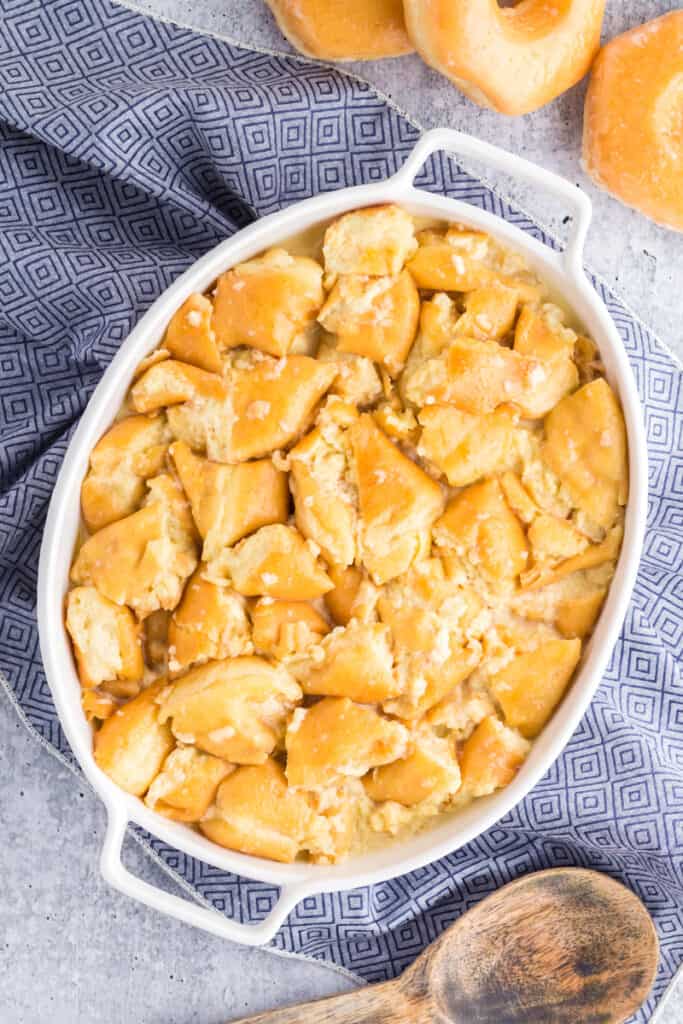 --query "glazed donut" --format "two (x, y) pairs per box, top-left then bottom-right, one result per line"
(264, 0), (413, 62)
(403, 0), (605, 115)
(583, 11), (683, 232)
